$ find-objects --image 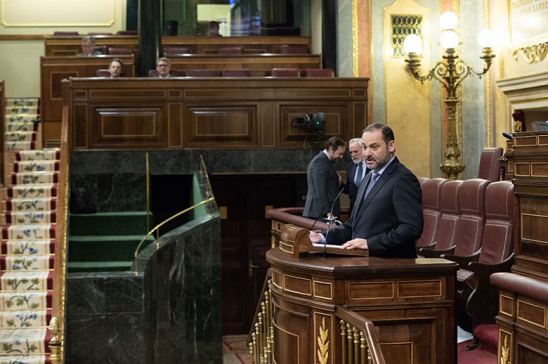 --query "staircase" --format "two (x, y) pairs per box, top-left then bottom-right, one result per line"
(68, 211), (152, 272)
(0, 98), (58, 364)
